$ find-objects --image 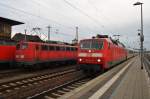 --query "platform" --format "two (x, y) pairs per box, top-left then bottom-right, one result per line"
(59, 56), (150, 99)
(107, 57), (150, 99)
